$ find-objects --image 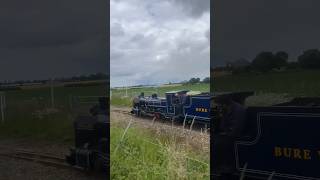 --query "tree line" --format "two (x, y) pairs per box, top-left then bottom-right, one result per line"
(179, 77), (210, 85)
(0, 72), (108, 85)
(222, 49), (320, 73)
